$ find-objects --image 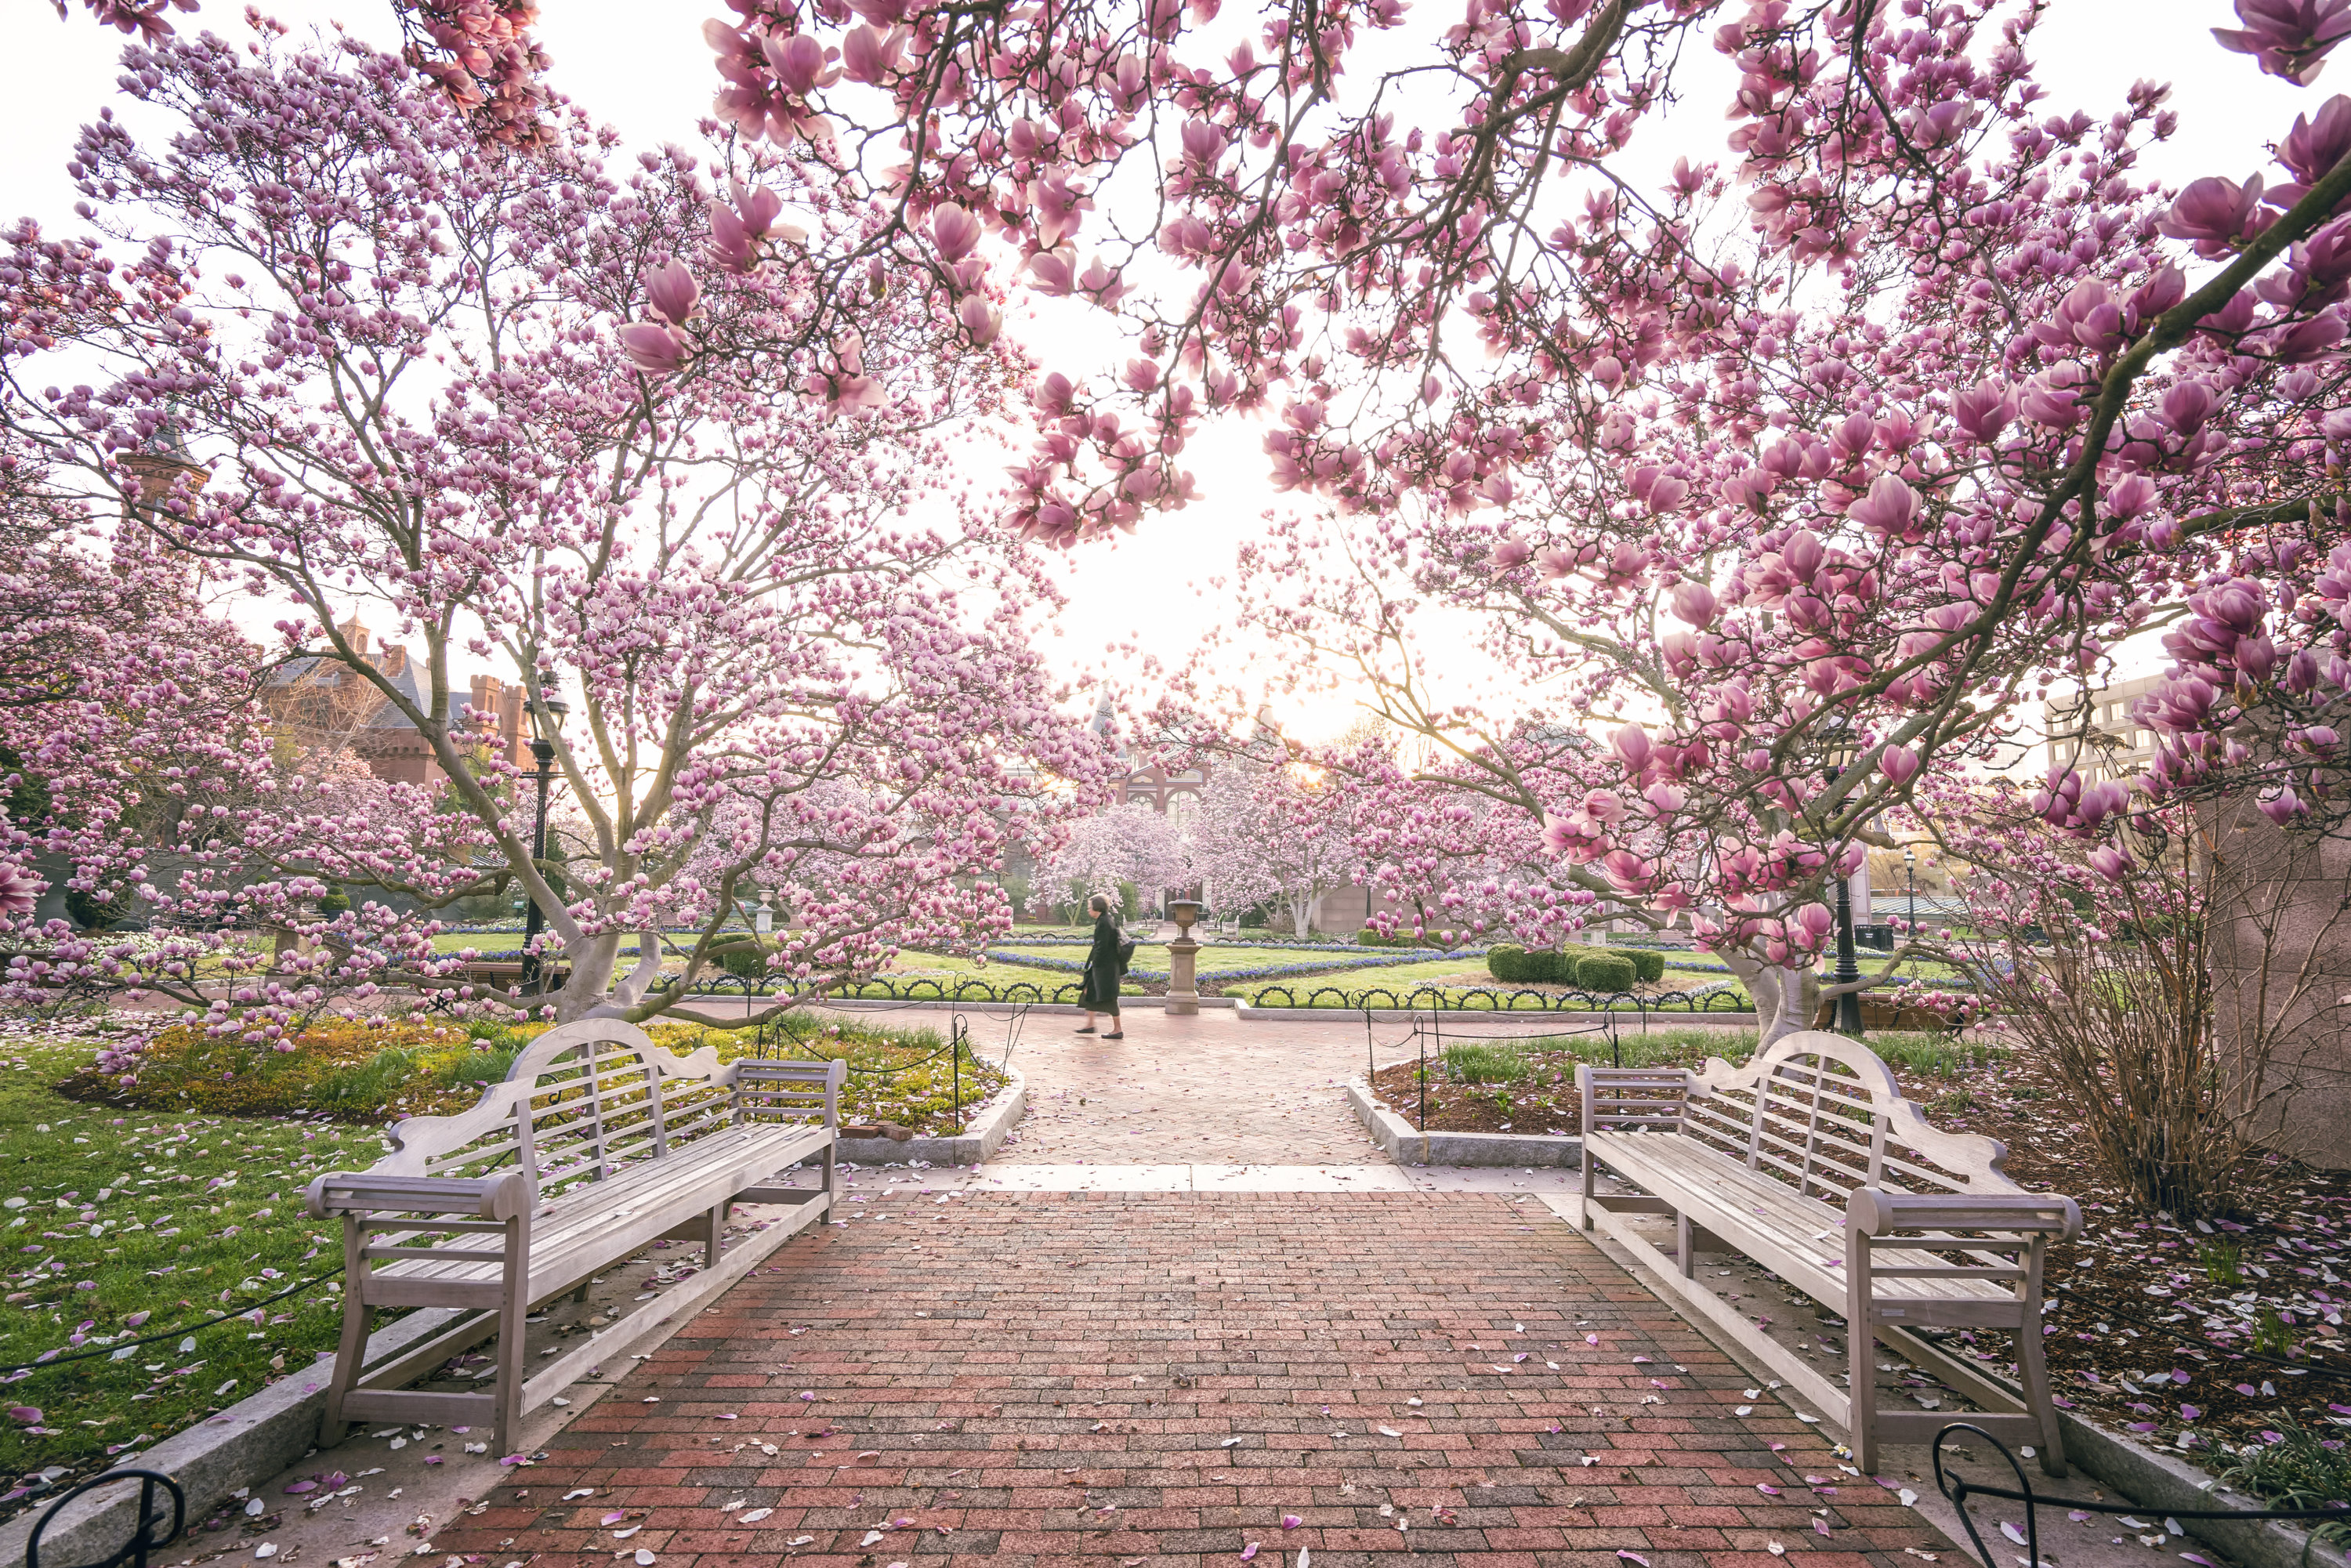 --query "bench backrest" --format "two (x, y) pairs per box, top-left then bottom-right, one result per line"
(372, 1020), (836, 1200)
(1597, 1029), (2028, 1211)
